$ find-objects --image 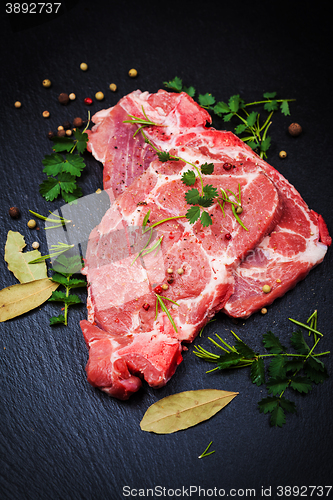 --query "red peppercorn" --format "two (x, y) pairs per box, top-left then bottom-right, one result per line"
(225, 233), (232, 240)
(142, 303), (150, 311)
(223, 163), (232, 171)
(154, 285), (163, 294)
(84, 97), (93, 105)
